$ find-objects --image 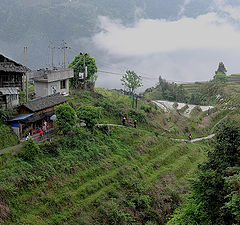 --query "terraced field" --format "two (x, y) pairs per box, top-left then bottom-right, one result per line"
(5, 127), (209, 224)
